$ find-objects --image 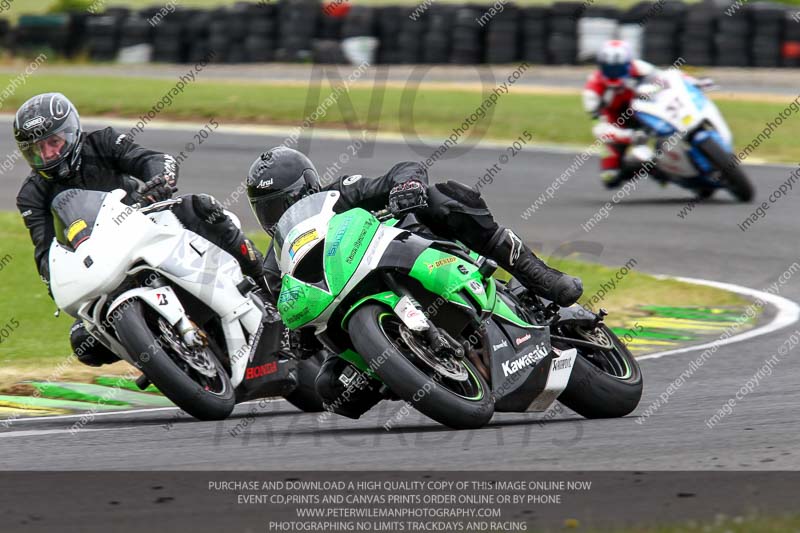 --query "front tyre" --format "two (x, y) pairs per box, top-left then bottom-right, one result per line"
(557, 324), (643, 419)
(349, 304), (494, 430)
(115, 300), (235, 421)
(697, 137), (754, 202)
